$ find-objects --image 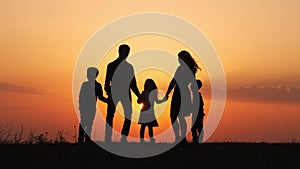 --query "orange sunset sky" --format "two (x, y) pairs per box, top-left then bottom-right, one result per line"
(0, 0), (300, 143)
